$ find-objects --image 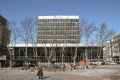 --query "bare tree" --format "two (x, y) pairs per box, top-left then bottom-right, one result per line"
(80, 18), (88, 43)
(7, 21), (20, 68)
(17, 17), (36, 58)
(30, 18), (38, 58)
(82, 21), (97, 63)
(41, 18), (56, 65)
(71, 27), (80, 65)
(8, 21), (18, 59)
(46, 25), (56, 65)
(70, 18), (86, 65)
(72, 19), (88, 64)
(60, 25), (68, 64)
(95, 22), (116, 64)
